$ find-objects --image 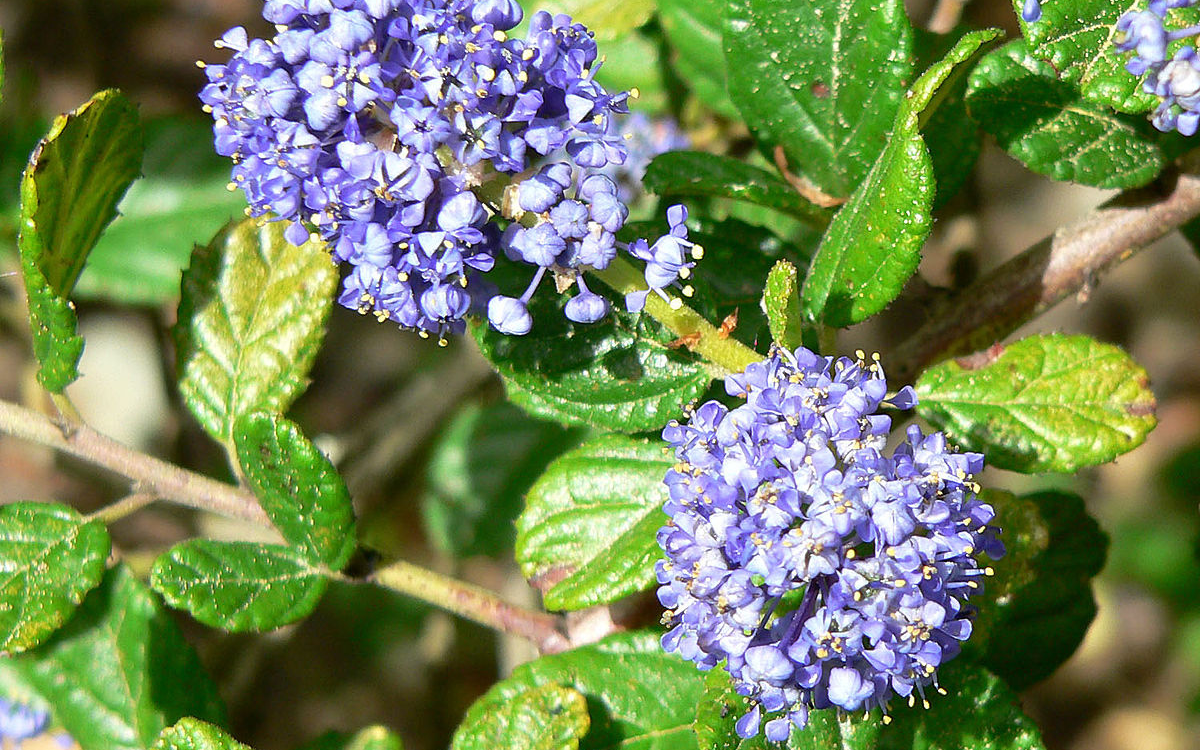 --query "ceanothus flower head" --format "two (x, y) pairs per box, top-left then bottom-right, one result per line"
(202, 0), (632, 341)
(656, 347), (1002, 741)
(1113, 0), (1200, 135)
